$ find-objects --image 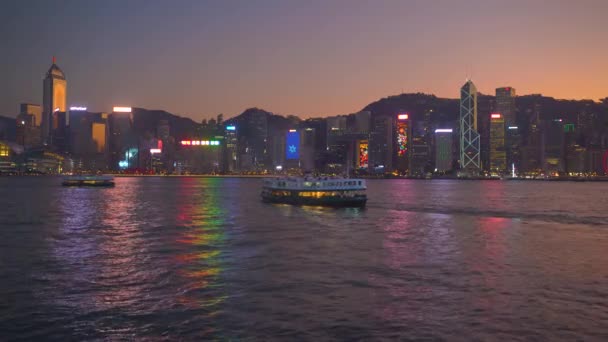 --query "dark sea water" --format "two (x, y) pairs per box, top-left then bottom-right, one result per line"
(1, 177), (607, 341)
